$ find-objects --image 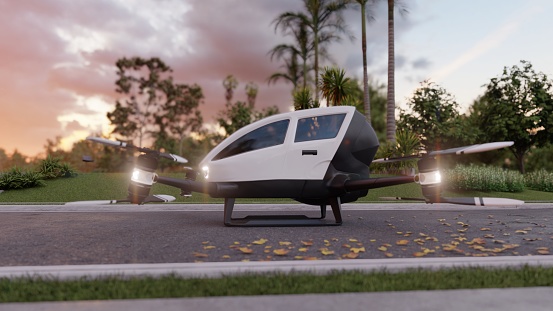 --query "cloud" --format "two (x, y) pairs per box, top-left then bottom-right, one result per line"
(0, 0), (398, 156)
